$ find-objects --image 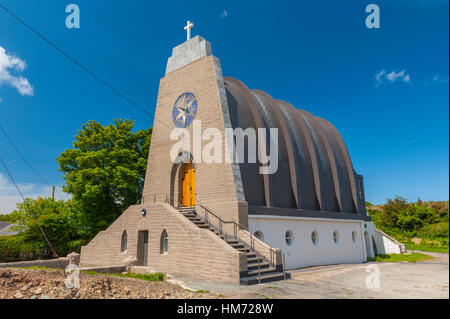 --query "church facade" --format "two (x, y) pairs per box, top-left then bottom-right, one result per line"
(80, 33), (381, 284)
